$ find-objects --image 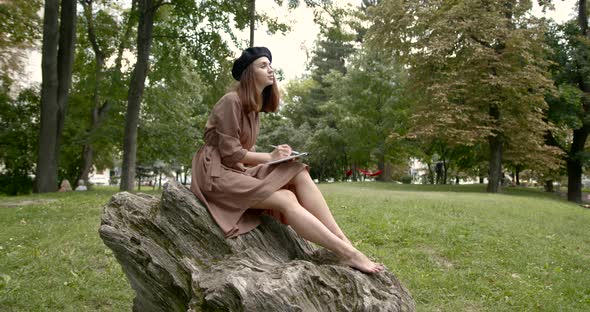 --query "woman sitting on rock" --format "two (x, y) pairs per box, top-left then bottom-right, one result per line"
(190, 47), (383, 273)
